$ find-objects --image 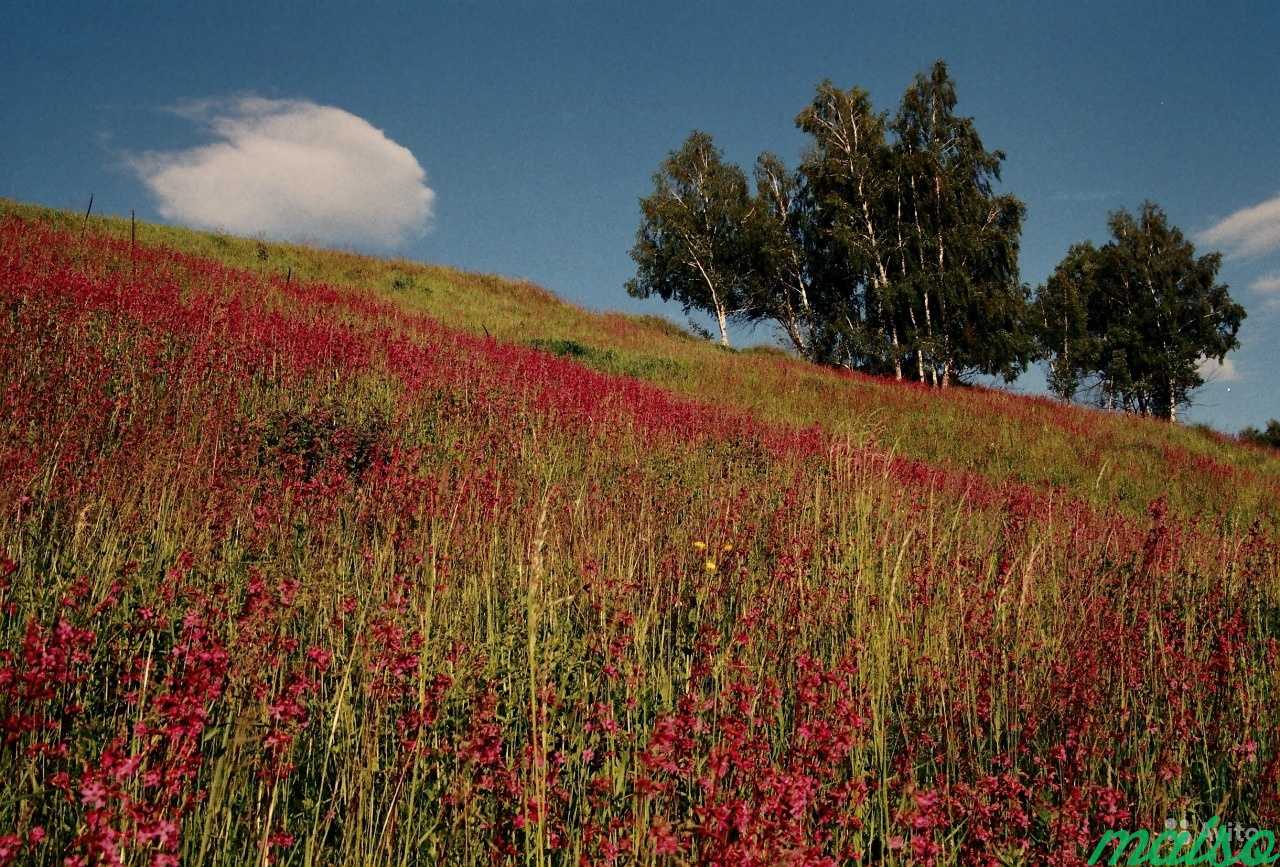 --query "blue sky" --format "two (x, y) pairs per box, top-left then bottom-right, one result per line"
(4, 0), (1278, 431)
